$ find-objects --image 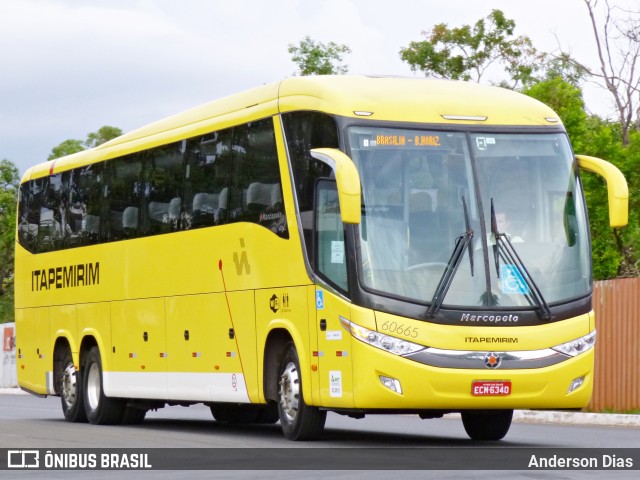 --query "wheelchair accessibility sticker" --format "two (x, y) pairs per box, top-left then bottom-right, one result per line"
(500, 265), (529, 295)
(316, 290), (324, 310)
